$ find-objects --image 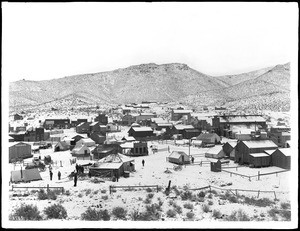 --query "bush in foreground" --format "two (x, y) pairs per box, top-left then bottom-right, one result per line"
(44, 204), (67, 219)
(226, 209), (250, 221)
(186, 211), (195, 219)
(81, 207), (111, 221)
(9, 204), (42, 221)
(112, 206), (127, 220)
(166, 209), (177, 218)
